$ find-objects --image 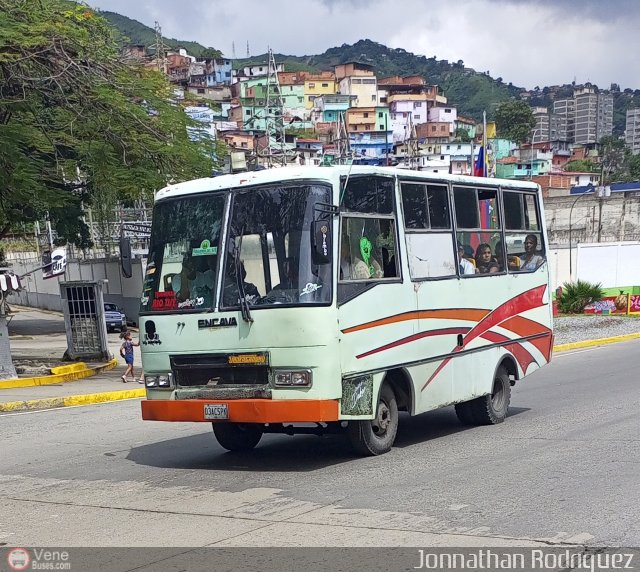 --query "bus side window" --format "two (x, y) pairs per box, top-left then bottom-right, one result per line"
(453, 186), (503, 276)
(340, 217), (397, 281)
(401, 181), (455, 279)
(503, 190), (545, 273)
